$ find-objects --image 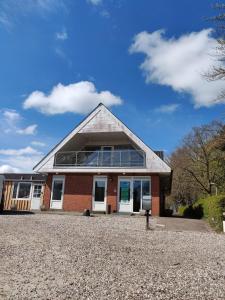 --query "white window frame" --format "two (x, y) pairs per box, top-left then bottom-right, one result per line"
(13, 181), (32, 200)
(92, 176), (107, 211)
(32, 184), (43, 199)
(117, 176), (151, 212)
(50, 175), (65, 208)
(133, 177), (151, 211)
